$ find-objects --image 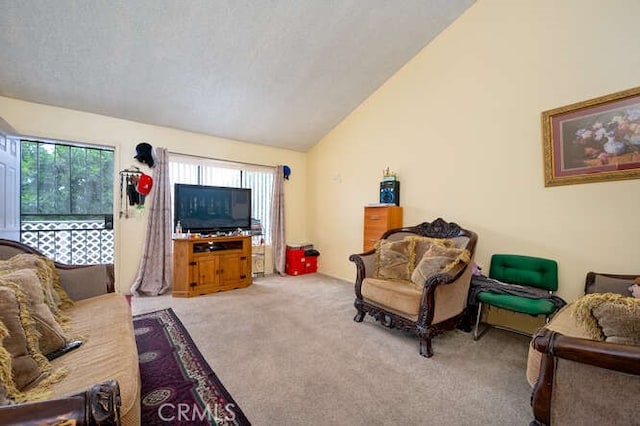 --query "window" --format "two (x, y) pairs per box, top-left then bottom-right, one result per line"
(20, 140), (114, 264)
(169, 155), (274, 244)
